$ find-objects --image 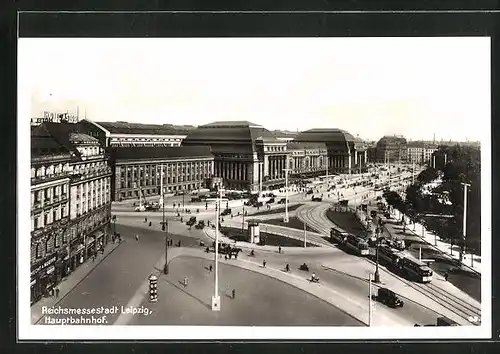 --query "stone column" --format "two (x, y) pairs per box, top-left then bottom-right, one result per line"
(348, 151), (352, 174)
(364, 150), (367, 165)
(264, 155), (269, 177)
(354, 149), (358, 166)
